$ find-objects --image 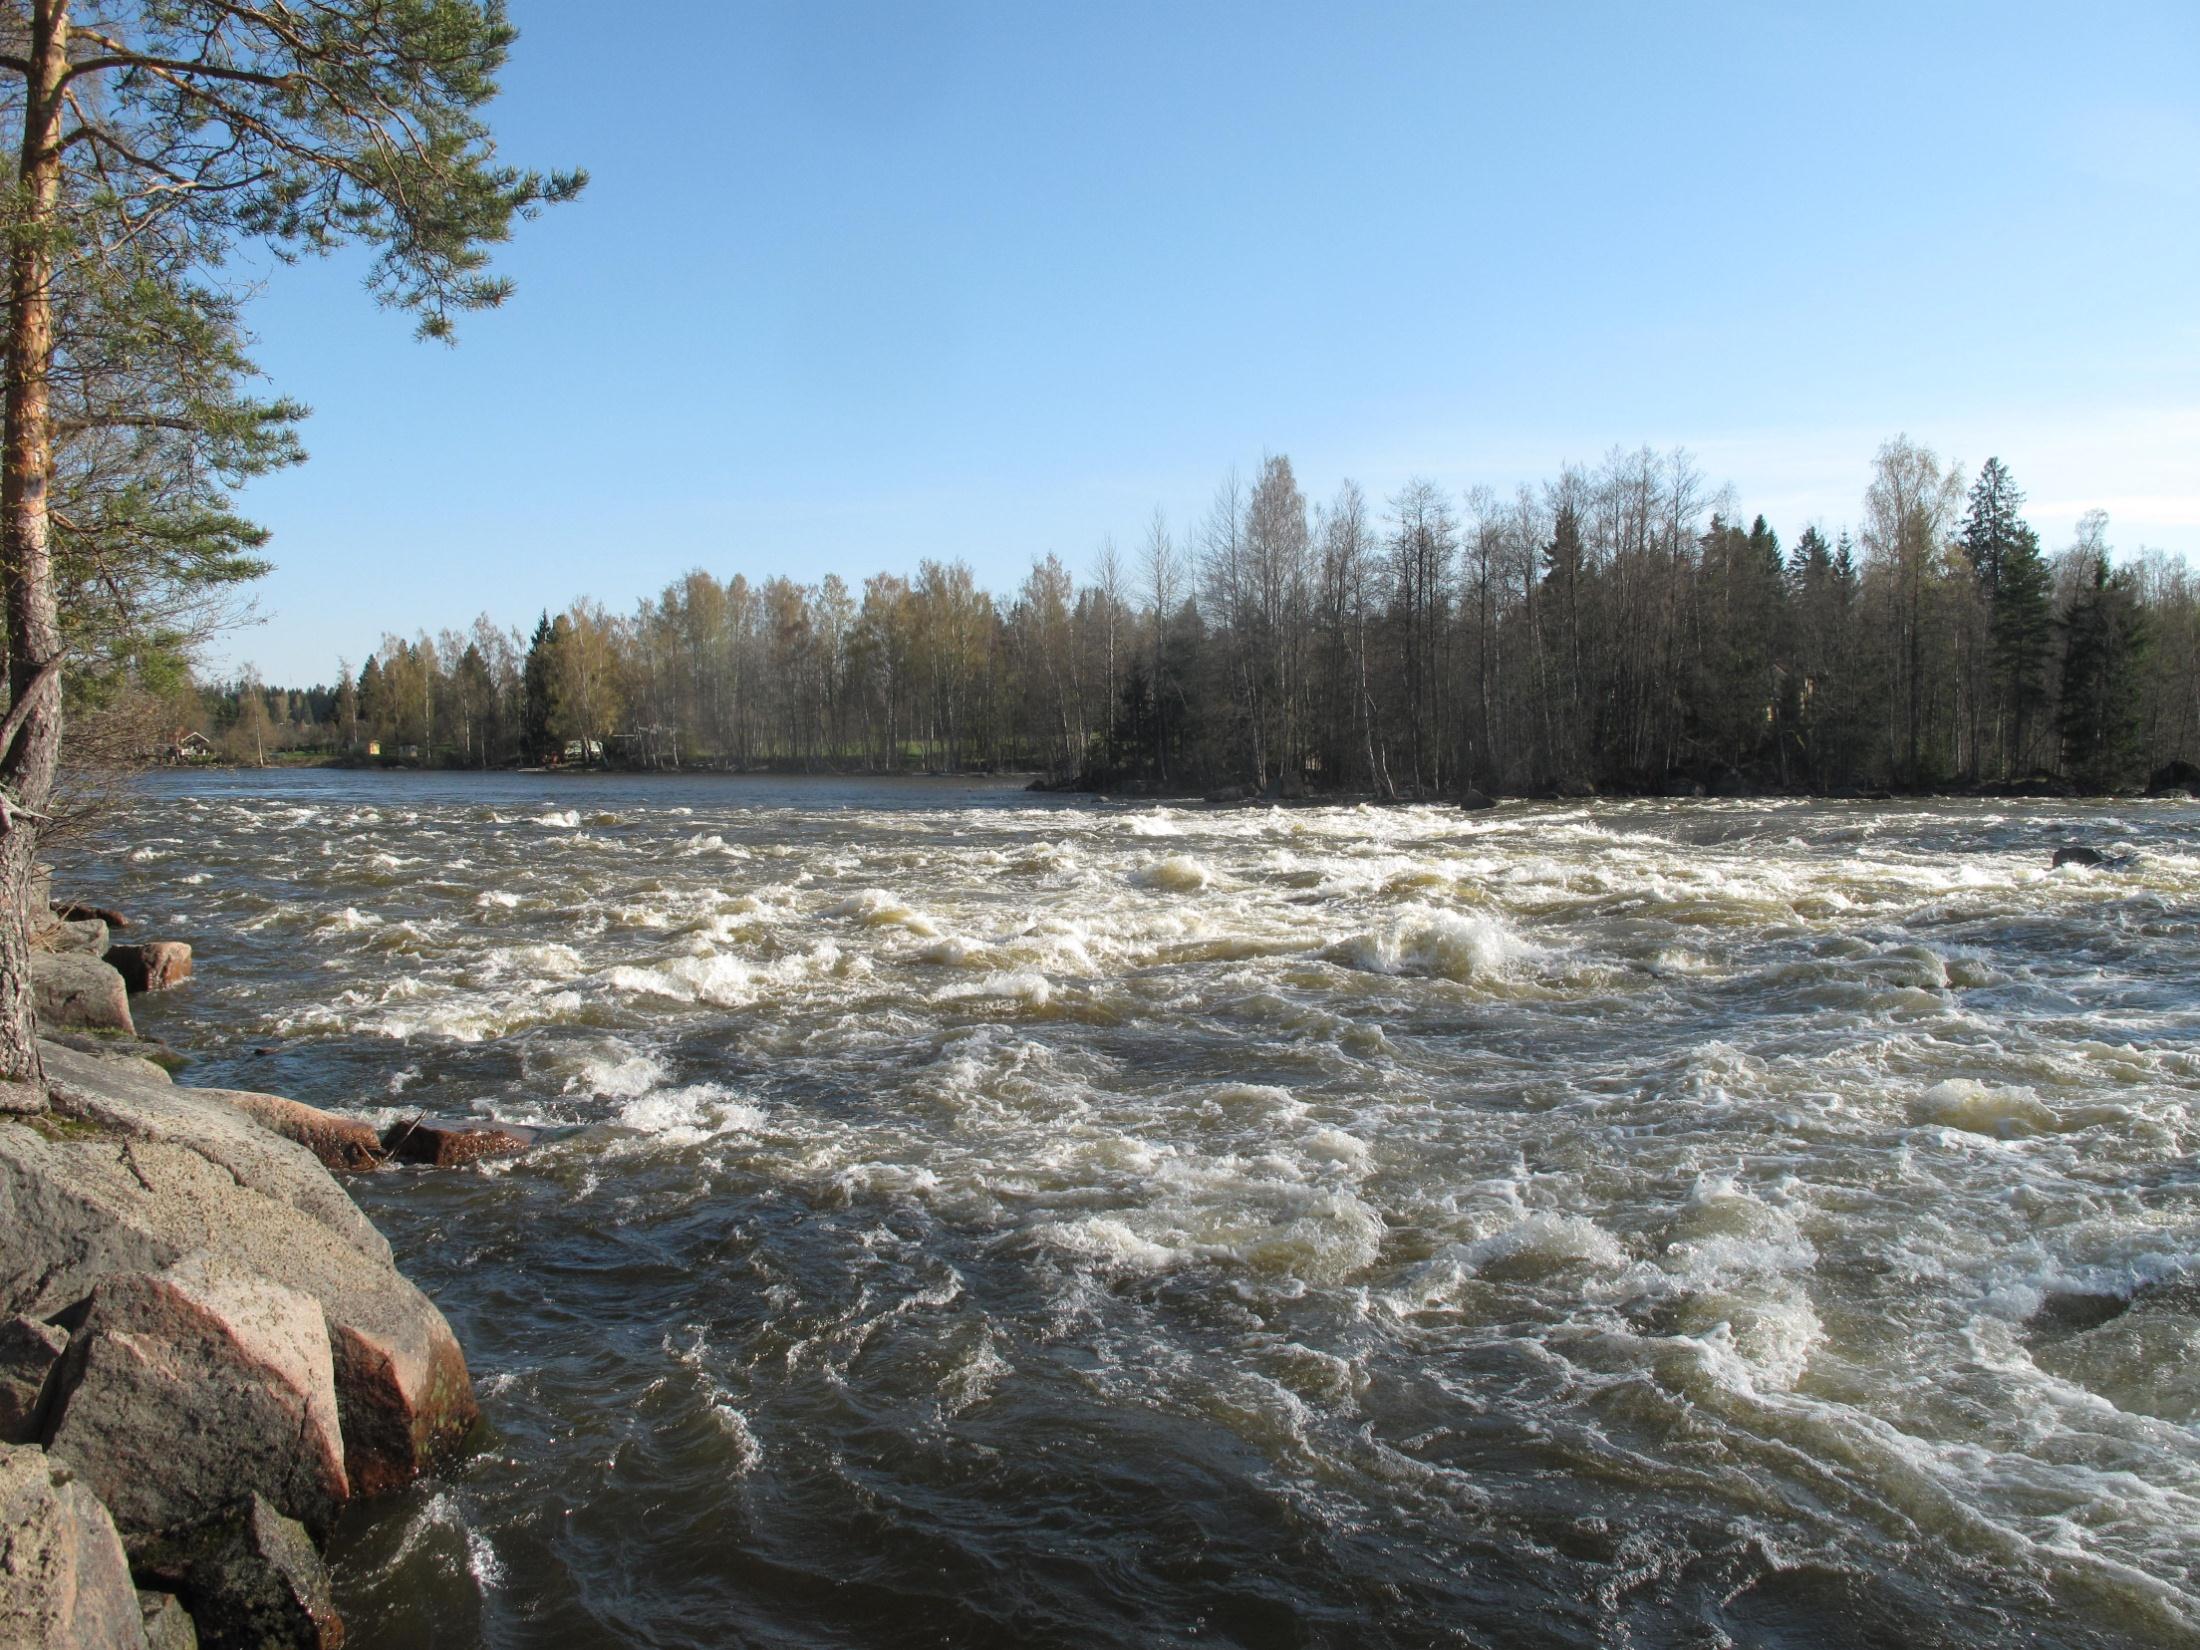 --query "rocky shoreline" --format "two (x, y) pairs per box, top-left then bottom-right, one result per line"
(2, 885), (489, 1649)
